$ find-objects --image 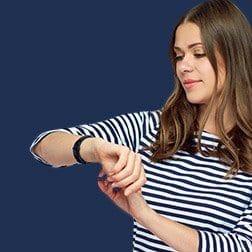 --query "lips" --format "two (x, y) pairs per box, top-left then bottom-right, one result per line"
(183, 79), (202, 89)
